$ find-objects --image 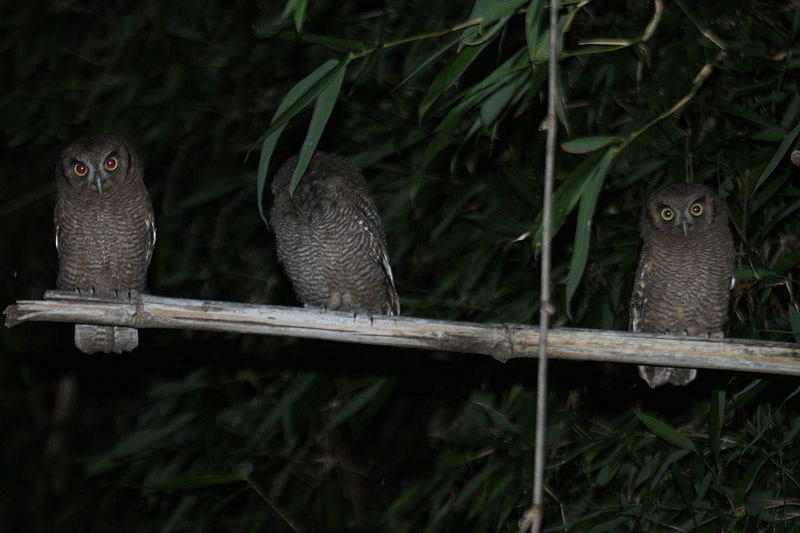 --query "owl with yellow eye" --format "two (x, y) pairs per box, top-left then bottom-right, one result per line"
(54, 134), (156, 354)
(629, 183), (735, 388)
